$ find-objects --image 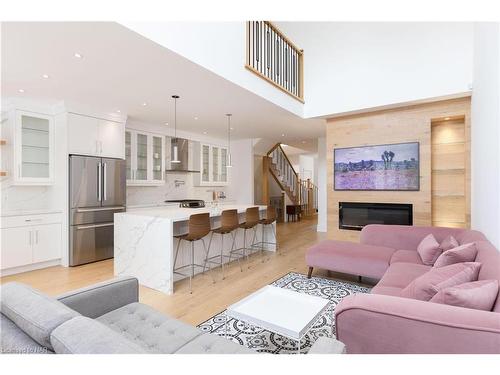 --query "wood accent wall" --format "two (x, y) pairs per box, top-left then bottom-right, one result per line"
(326, 97), (471, 242)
